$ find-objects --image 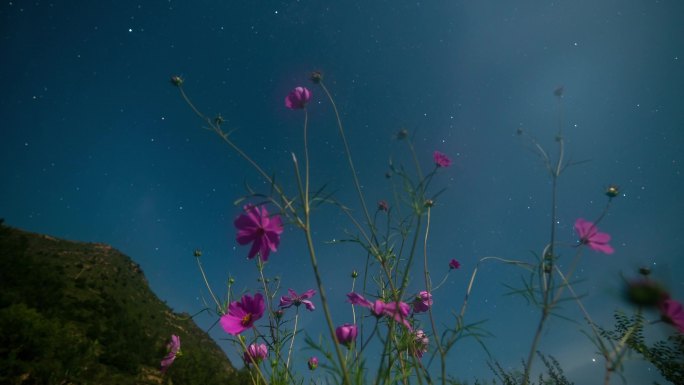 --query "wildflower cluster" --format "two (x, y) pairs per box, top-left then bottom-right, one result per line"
(162, 73), (683, 385)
